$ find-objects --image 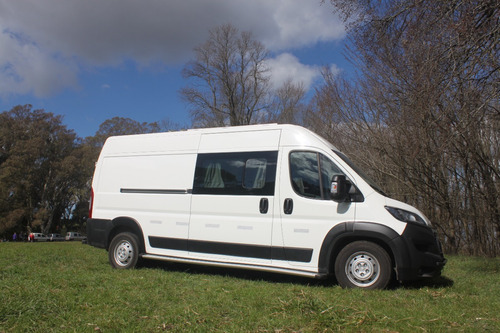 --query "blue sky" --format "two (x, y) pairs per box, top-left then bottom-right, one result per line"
(0, 0), (349, 138)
